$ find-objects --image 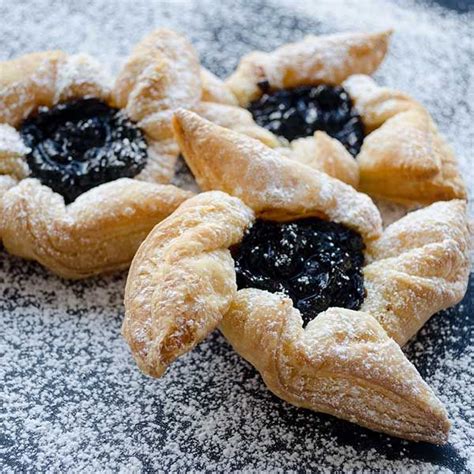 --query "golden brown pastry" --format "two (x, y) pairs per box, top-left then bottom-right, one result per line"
(172, 110), (381, 240)
(224, 32), (466, 204)
(123, 191), (254, 377)
(171, 111), (469, 340)
(344, 75), (467, 204)
(0, 51), (111, 127)
(277, 131), (359, 187)
(1, 179), (191, 279)
(226, 30), (392, 106)
(123, 187), (459, 444)
(122, 110), (470, 443)
(194, 101), (280, 148)
(362, 200), (470, 345)
(0, 30), (197, 278)
(221, 291), (450, 444)
(115, 30), (279, 181)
